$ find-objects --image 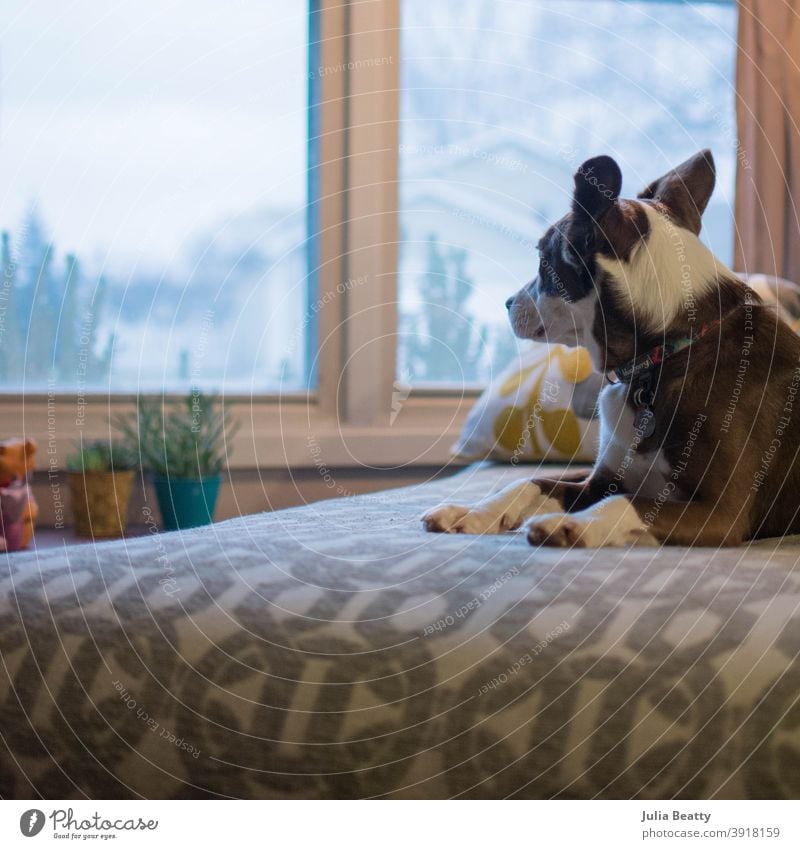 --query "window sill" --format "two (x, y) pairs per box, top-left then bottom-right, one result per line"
(0, 390), (476, 469)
